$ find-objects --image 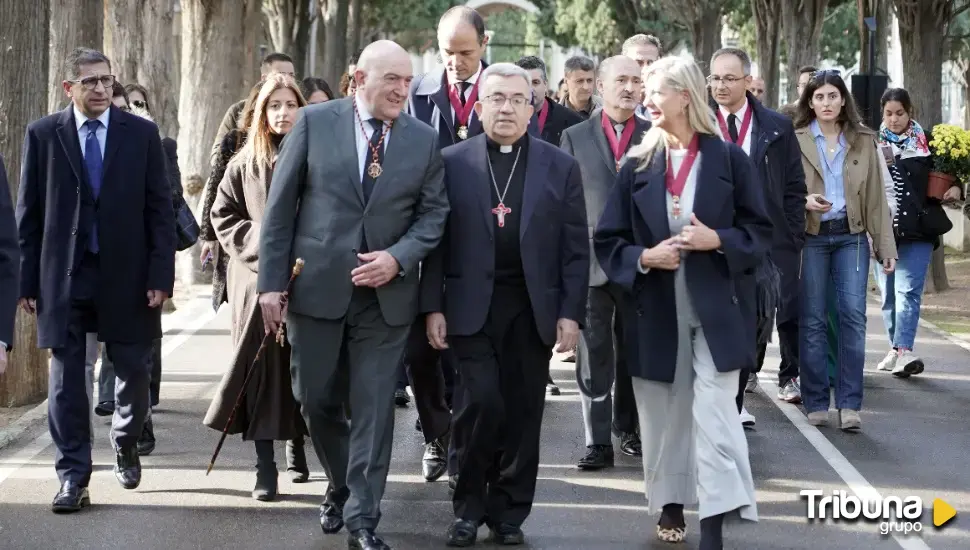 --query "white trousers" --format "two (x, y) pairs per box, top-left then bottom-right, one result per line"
(630, 326), (758, 522)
